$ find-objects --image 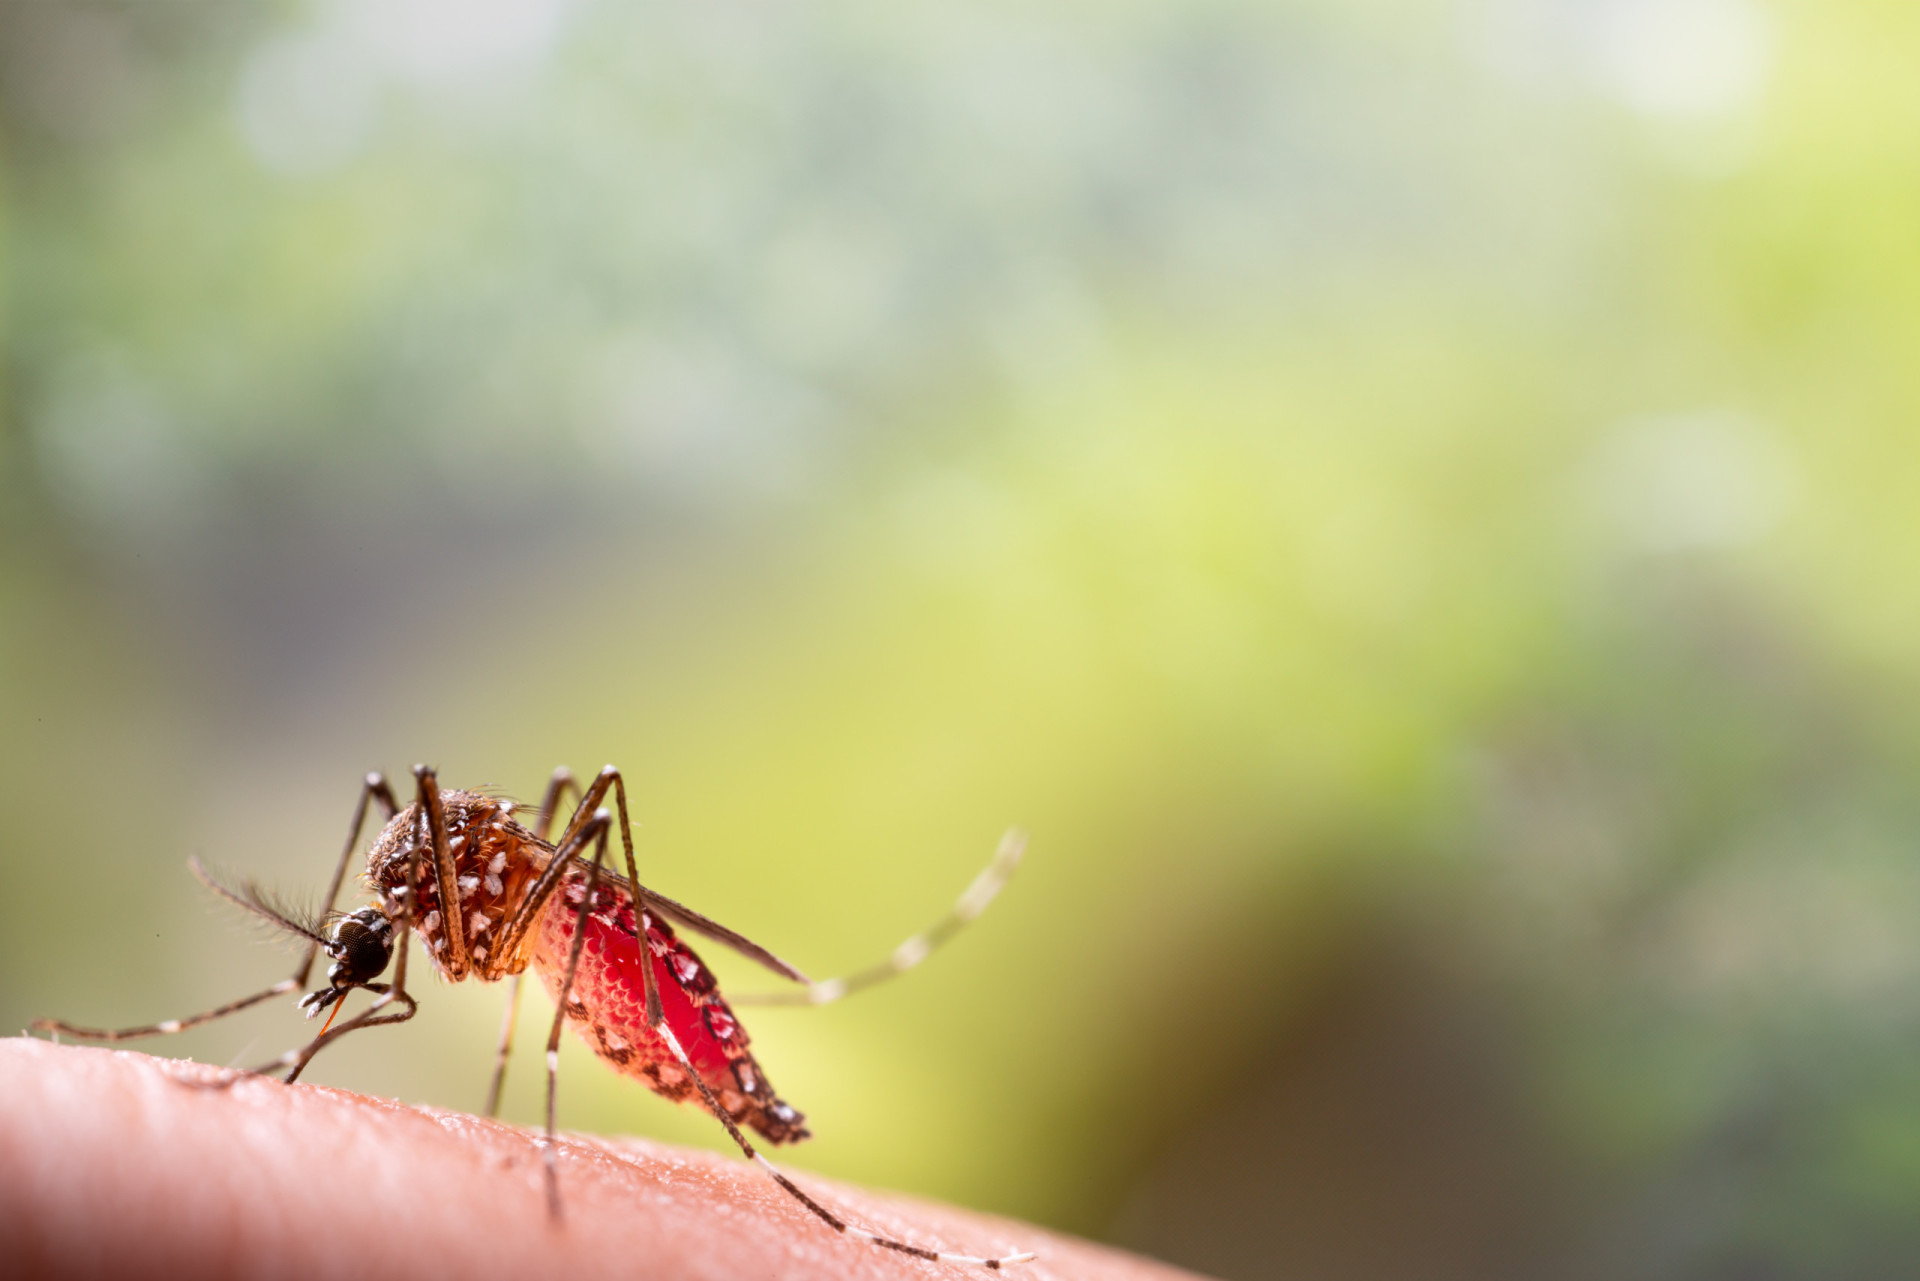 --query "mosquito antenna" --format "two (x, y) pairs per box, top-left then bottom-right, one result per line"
(189, 856), (331, 949)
